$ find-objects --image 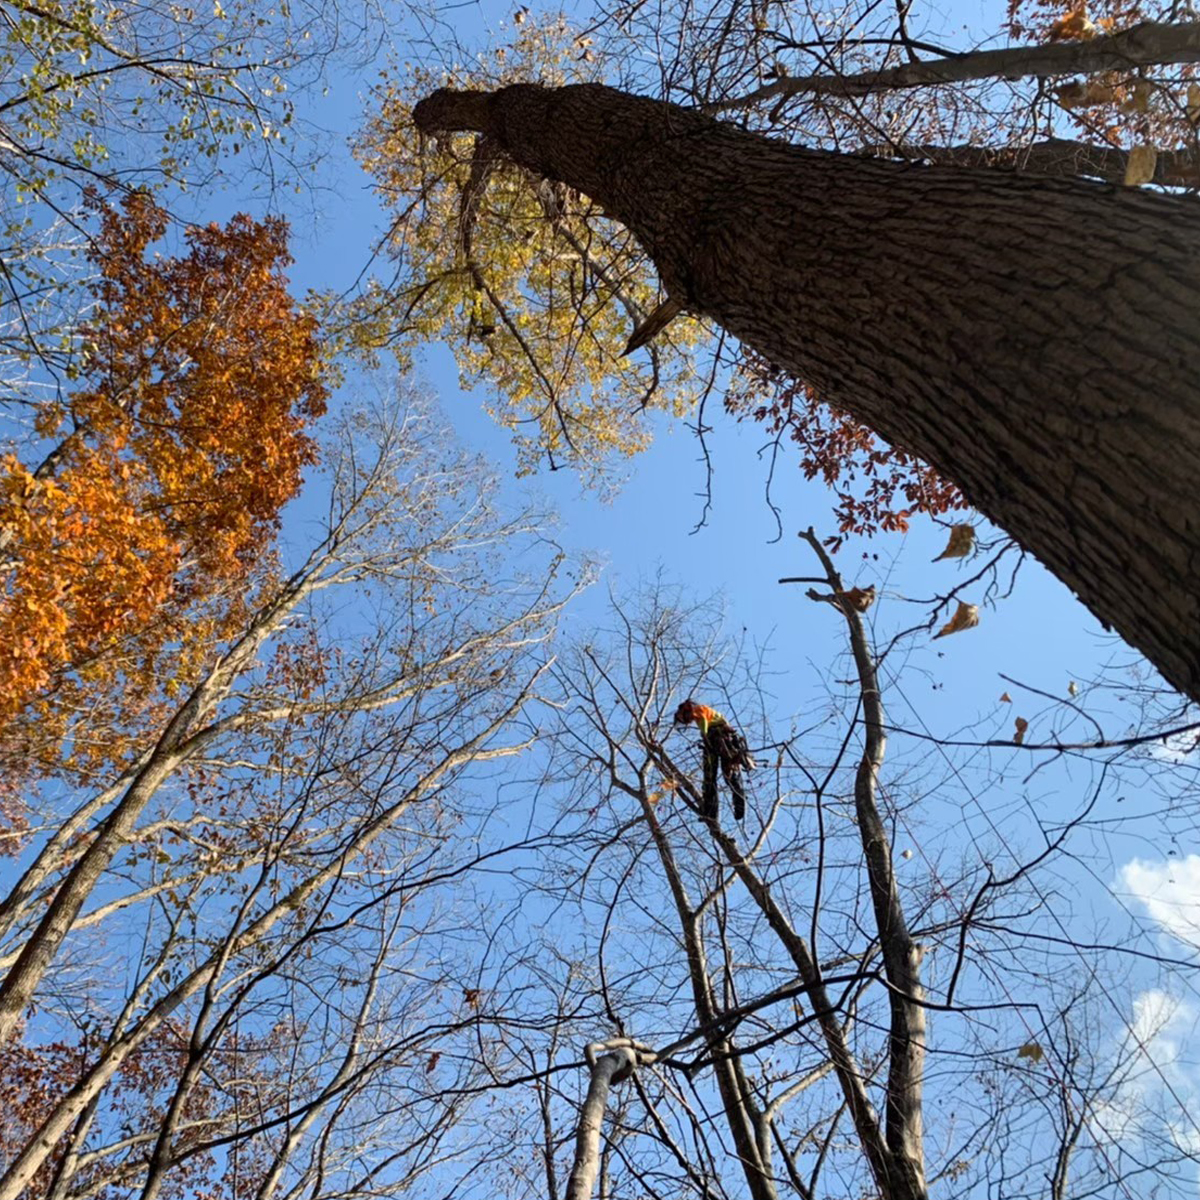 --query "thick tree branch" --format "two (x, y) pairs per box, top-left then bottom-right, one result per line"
(634, 781), (778, 1200)
(801, 529), (926, 1199)
(642, 734), (905, 1199)
(706, 20), (1200, 109)
(565, 1043), (638, 1200)
(869, 136), (1200, 187)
